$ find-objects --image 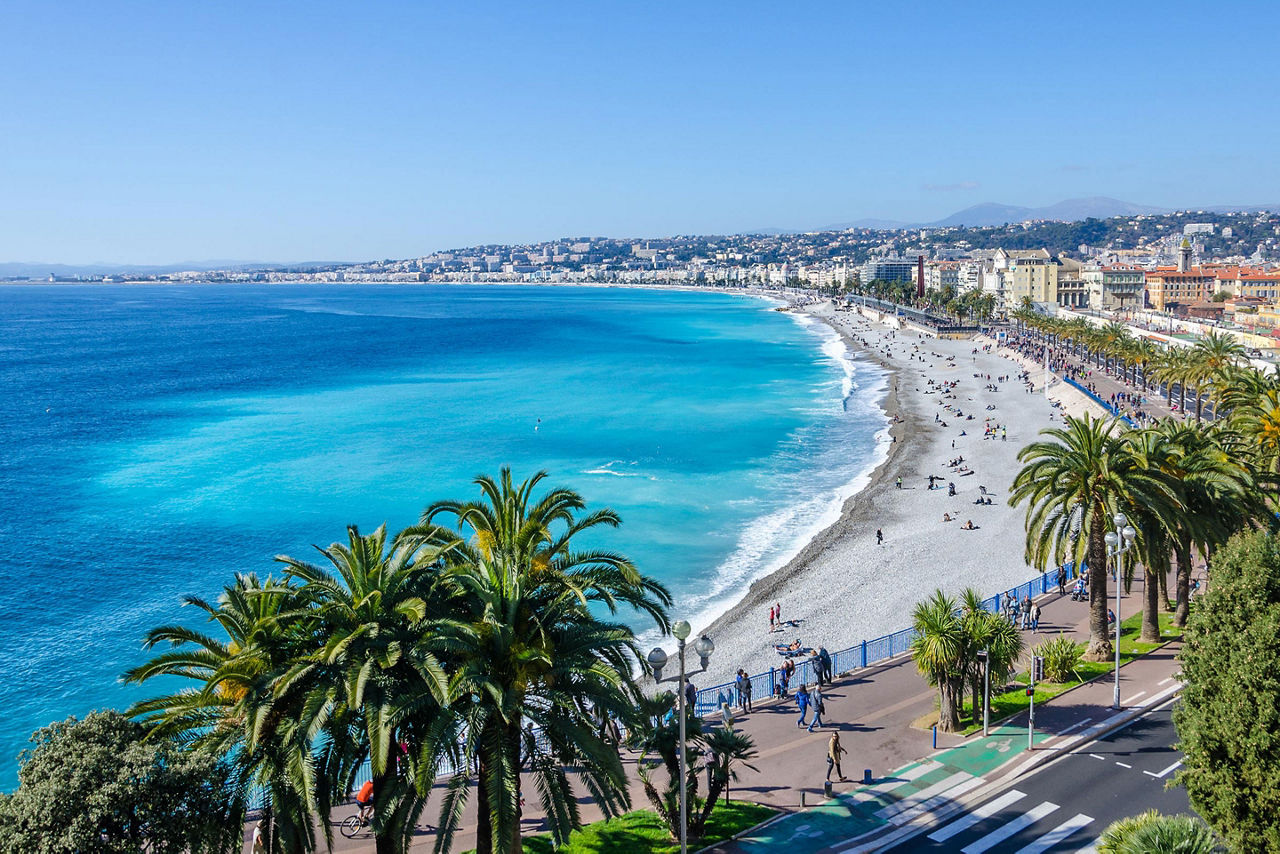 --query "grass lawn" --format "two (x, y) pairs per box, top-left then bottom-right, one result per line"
(471, 801), (777, 854)
(953, 609), (1181, 735)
